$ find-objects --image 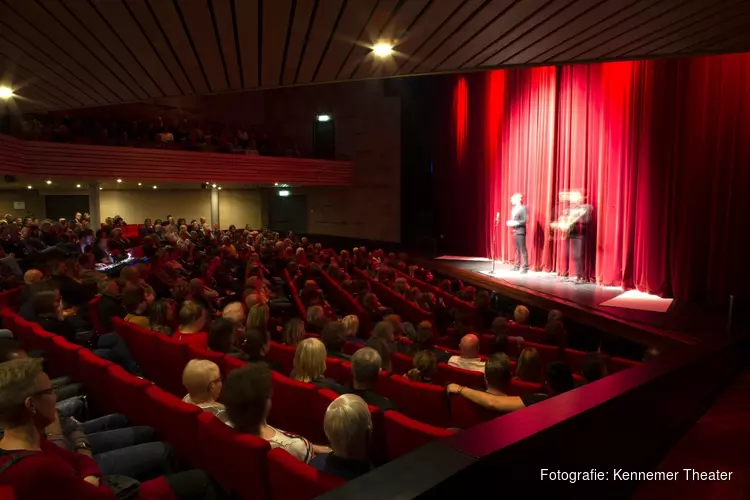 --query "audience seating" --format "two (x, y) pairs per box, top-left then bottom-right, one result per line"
(386, 375), (450, 428)
(352, 268), (434, 325)
(521, 341), (563, 366)
(186, 343), (225, 367)
(319, 268), (371, 336)
(383, 411), (455, 460)
(609, 356), (640, 373)
(105, 364), (152, 425)
(143, 385), (203, 467)
(268, 370), (321, 442)
(508, 379), (544, 396)
(508, 322), (552, 345)
(435, 363), (484, 389)
(113, 318), (161, 378)
(449, 393), (499, 429)
(267, 448), (346, 500)
(392, 352), (413, 375)
(76, 349), (115, 413)
(342, 341), (361, 356)
(0, 288), (20, 309)
(324, 356), (348, 385)
(268, 340), (296, 375)
(88, 295), (104, 334)
(154, 334), (190, 396)
(283, 269), (307, 320)
(48, 336), (82, 380)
